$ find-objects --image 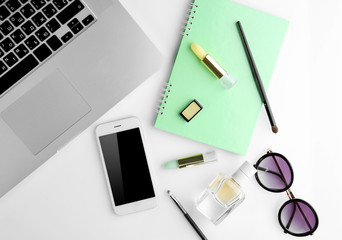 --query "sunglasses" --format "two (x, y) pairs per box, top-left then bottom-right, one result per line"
(254, 150), (319, 237)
